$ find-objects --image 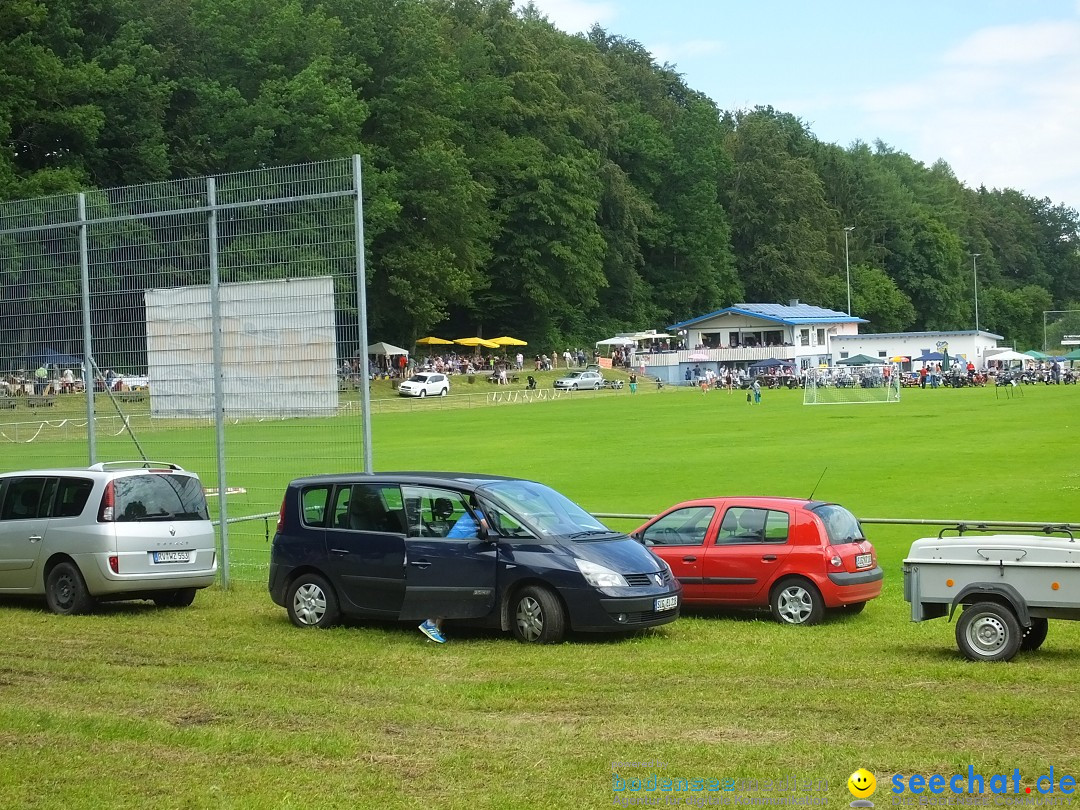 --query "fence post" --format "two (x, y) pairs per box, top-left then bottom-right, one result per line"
(353, 154), (373, 474)
(77, 192), (96, 463)
(207, 177), (230, 588)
